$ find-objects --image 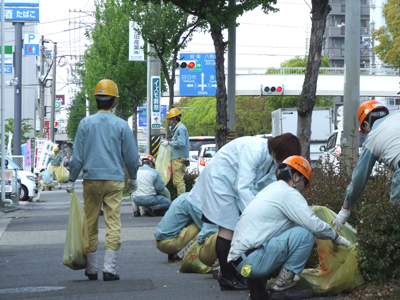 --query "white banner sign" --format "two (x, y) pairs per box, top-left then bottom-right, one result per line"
(129, 20), (145, 61)
(34, 139), (55, 173)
